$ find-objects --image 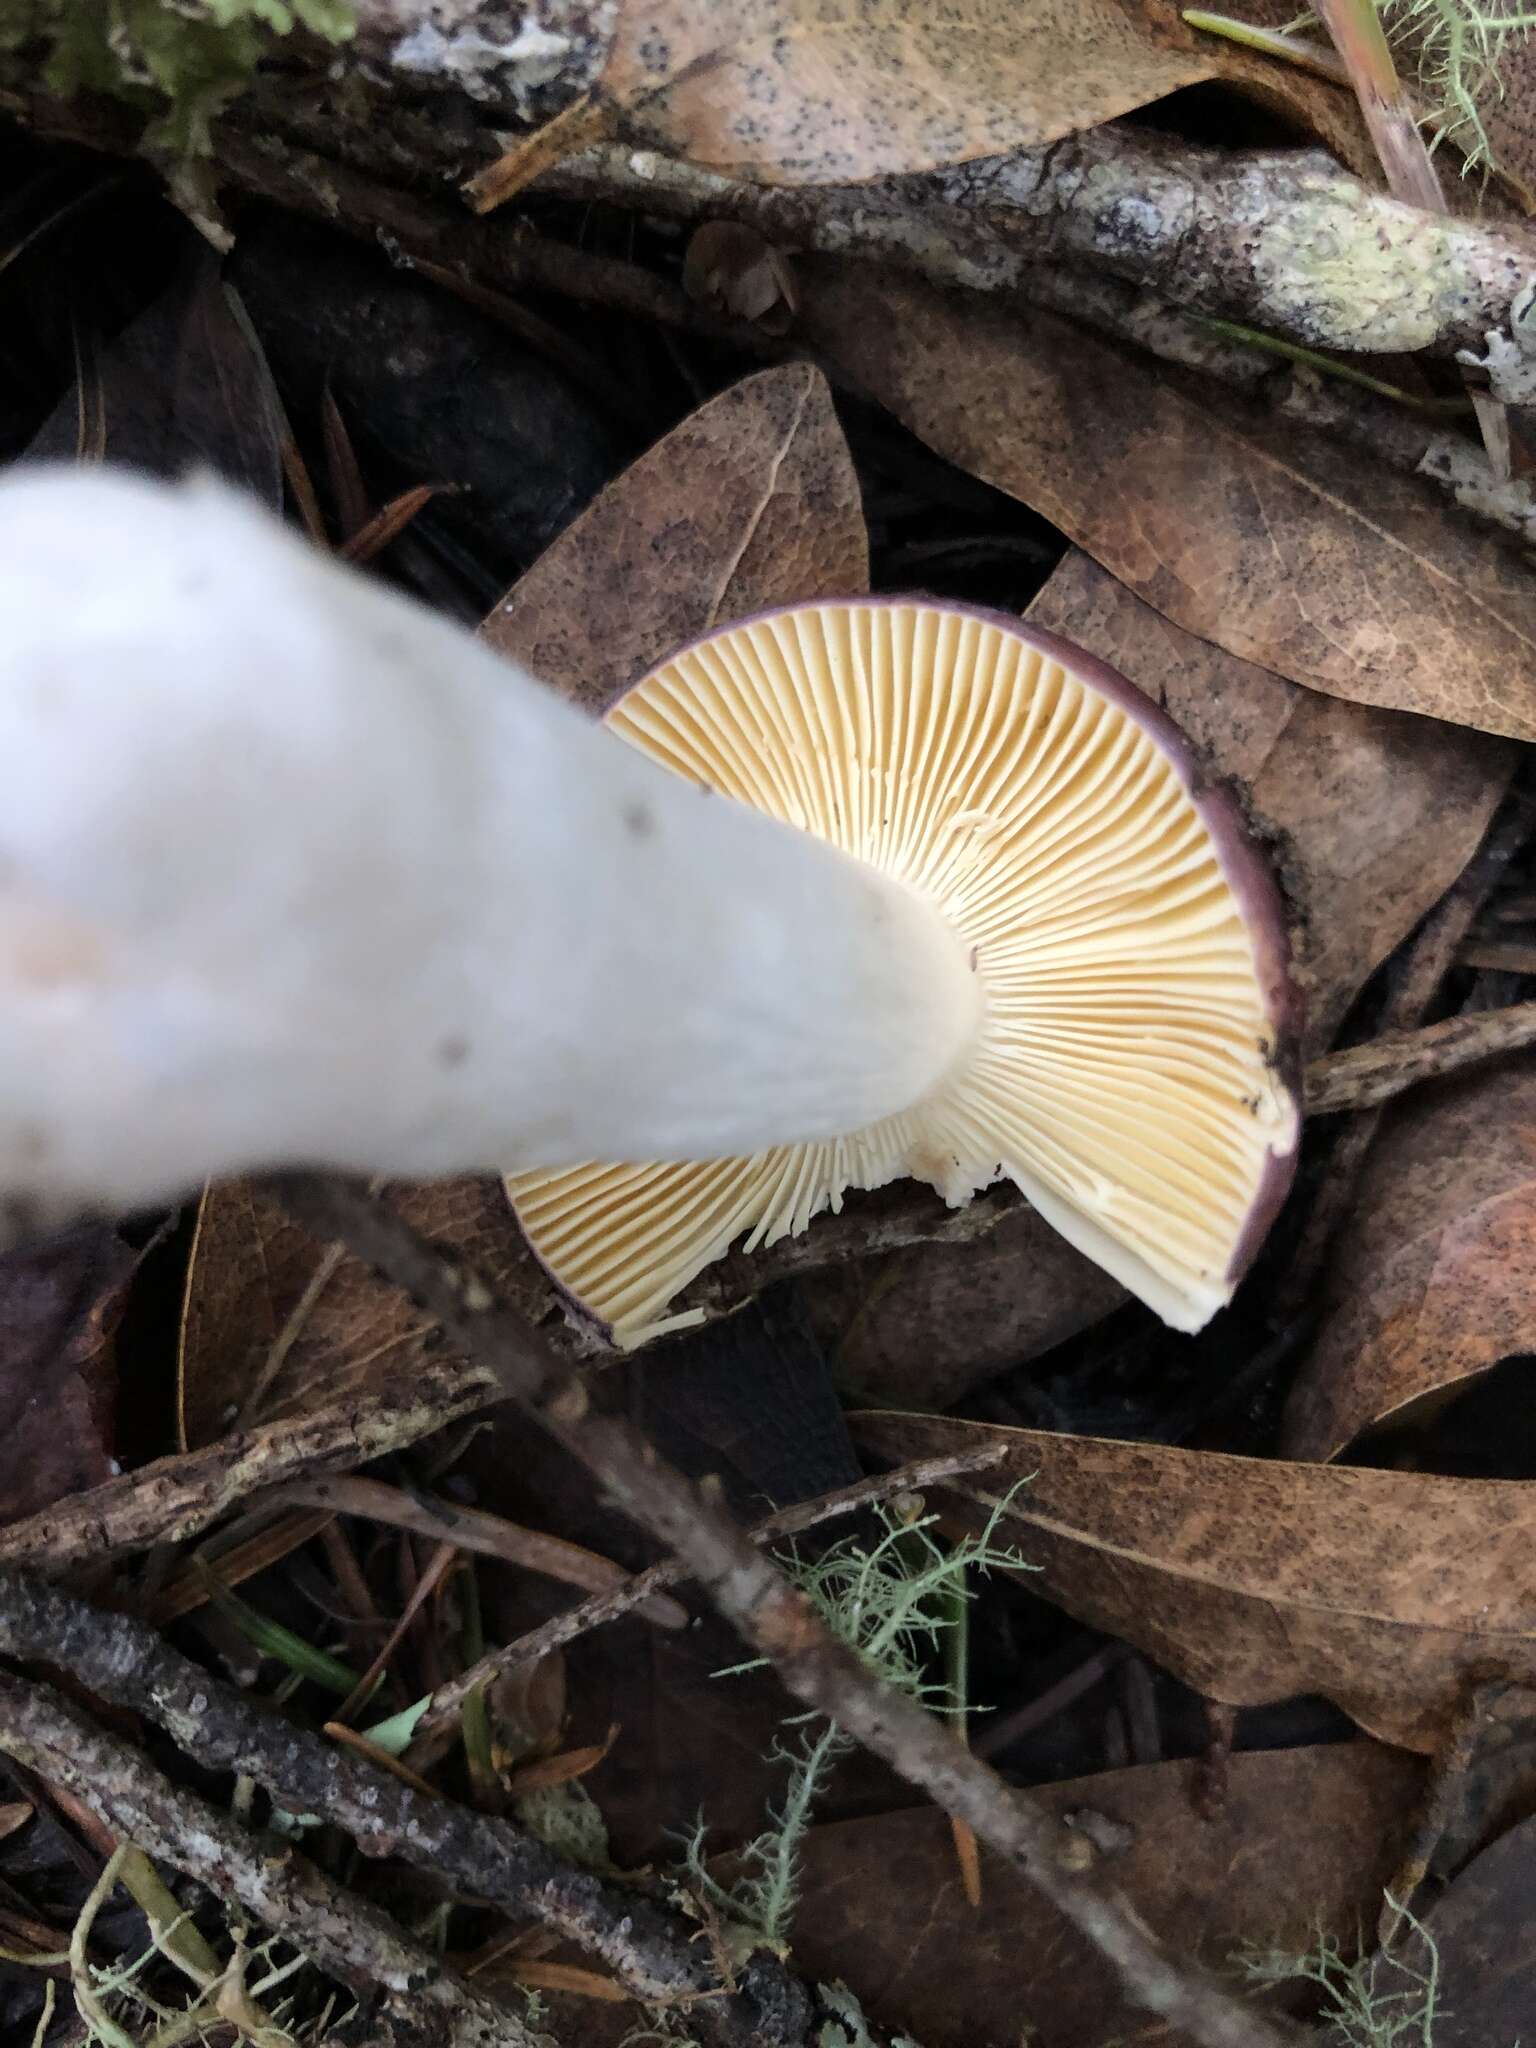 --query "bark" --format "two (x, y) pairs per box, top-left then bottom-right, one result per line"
(0, 1668), (532, 2048)
(0, 1570), (819, 2047)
